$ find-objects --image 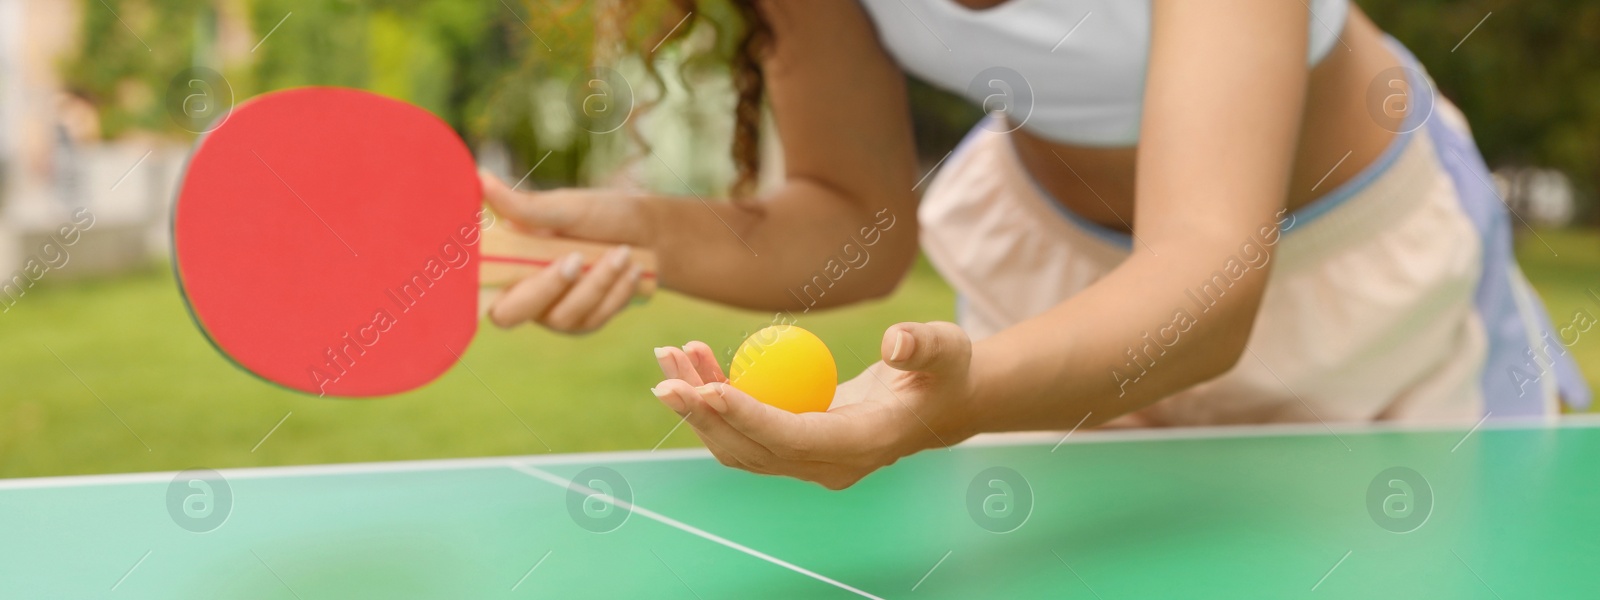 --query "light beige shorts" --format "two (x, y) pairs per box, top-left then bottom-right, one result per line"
(918, 99), (1581, 426)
